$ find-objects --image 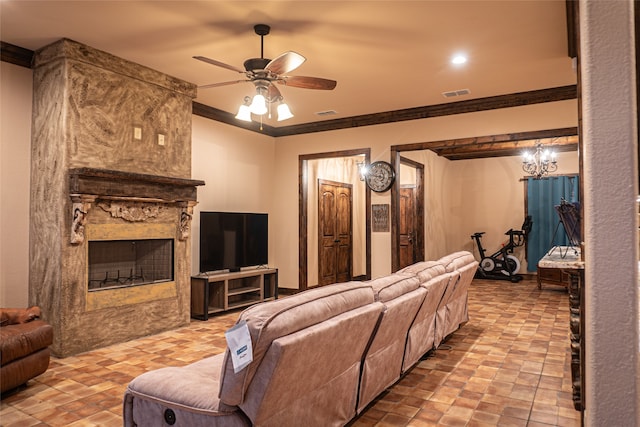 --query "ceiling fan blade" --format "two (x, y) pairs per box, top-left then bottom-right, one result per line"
(198, 80), (247, 89)
(279, 76), (337, 90)
(193, 56), (245, 74)
(265, 51), (306, 75)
